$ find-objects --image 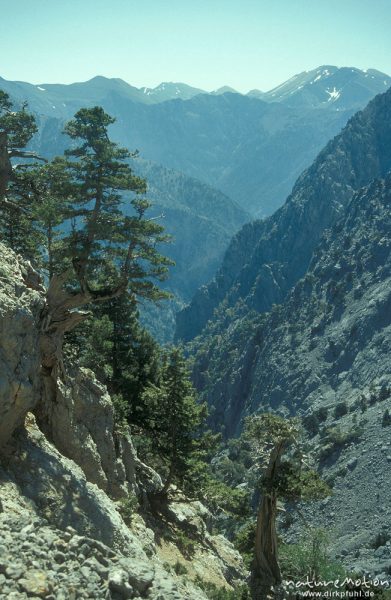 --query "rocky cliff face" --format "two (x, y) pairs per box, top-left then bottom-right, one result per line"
(193, 175), (391, 429)
(0, 242), (246, 599)
(0, 244), (44, 449)
(191, 174), (391, 576)
(176, 86), (391, 342)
